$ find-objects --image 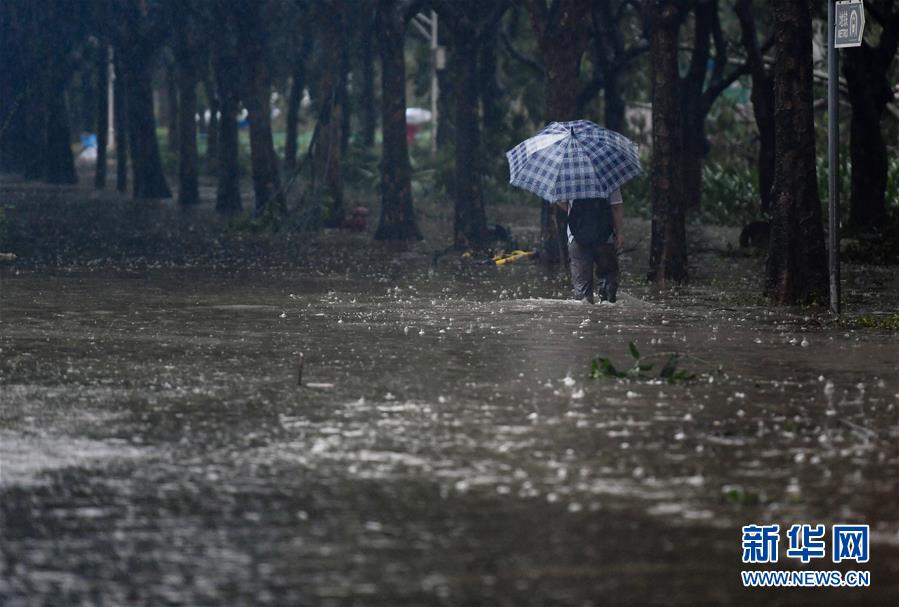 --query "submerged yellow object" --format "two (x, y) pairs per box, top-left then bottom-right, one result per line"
(494, 251), (536, 266)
